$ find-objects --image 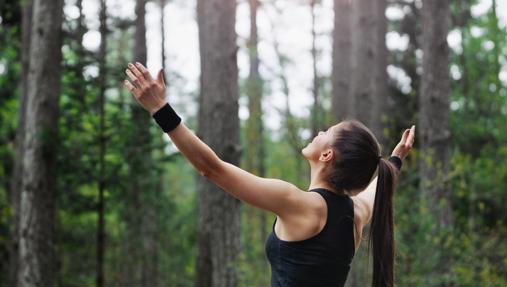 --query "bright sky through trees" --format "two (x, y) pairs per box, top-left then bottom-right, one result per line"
(74, 0), (507, 139)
